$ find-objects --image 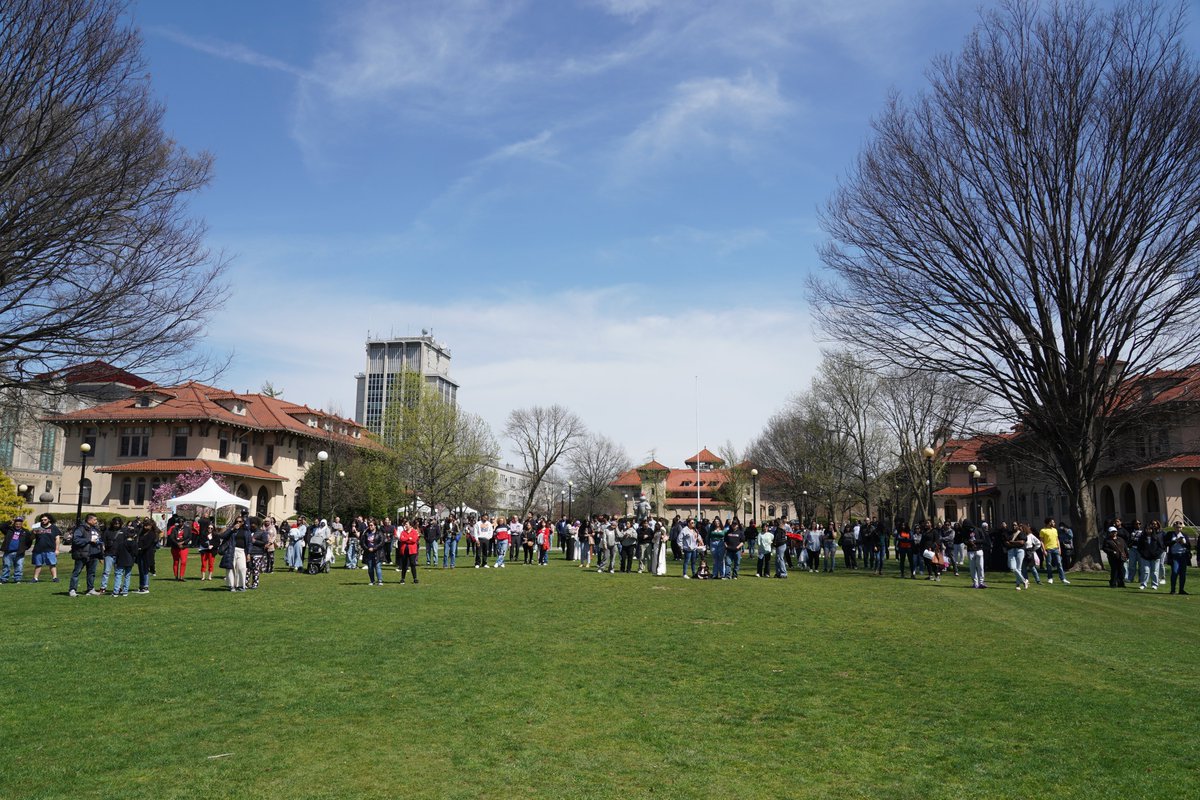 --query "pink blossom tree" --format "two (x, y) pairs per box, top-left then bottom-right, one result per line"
(149, 468), (230, 515)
